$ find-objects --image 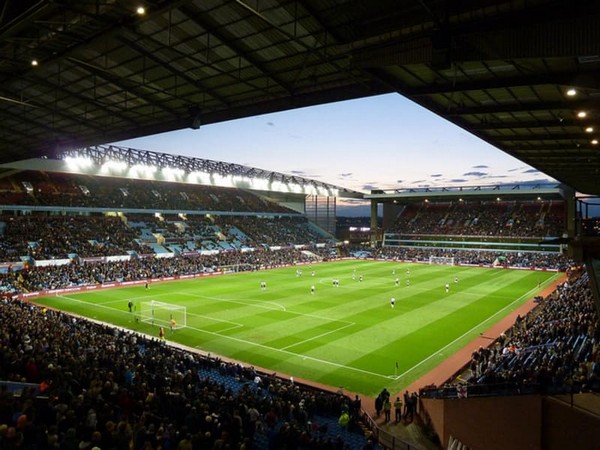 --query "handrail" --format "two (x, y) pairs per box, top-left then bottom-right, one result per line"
(360, 411), (420, 450)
